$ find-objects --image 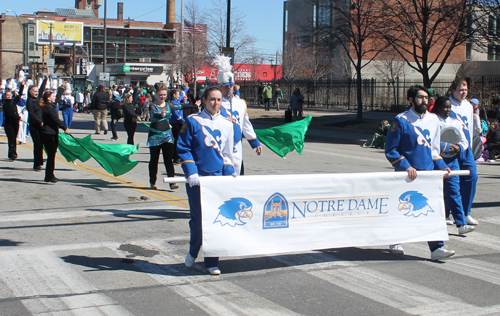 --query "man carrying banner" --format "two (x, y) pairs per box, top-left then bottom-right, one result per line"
(385, 85), (455, 261)
(213, 55), (262, 175)
(177, 86), (236, 275)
